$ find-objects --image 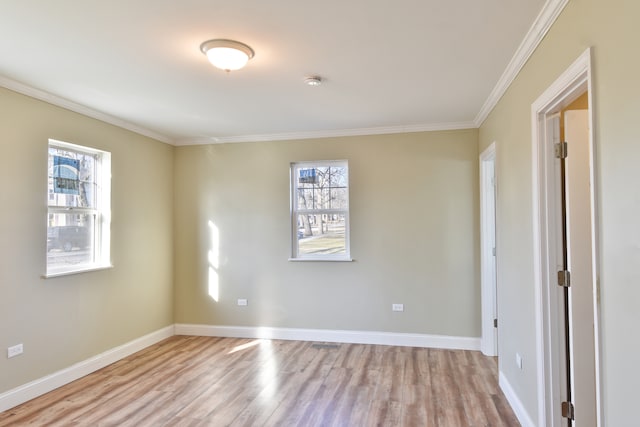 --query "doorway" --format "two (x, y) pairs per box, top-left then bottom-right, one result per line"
(480, 142), (498, 357)
(531, 49), (601, 426)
